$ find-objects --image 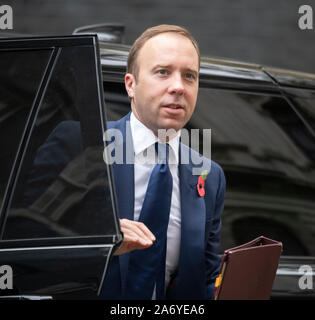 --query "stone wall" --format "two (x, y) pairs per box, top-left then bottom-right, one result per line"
(3, 0), (315, 73)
